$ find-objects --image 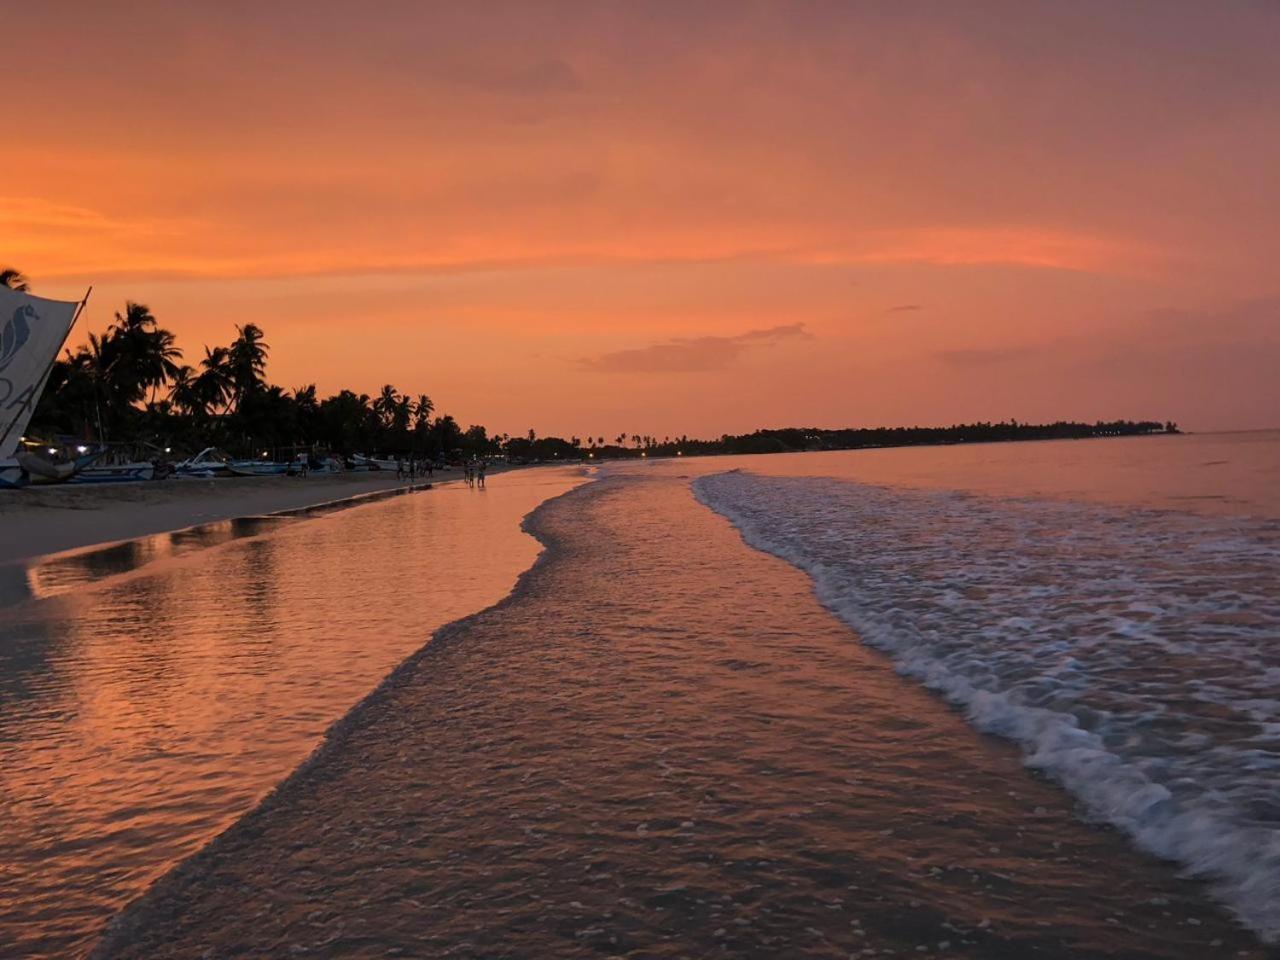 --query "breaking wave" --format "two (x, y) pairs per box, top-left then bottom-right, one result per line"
(694, 470), (1280, 941)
